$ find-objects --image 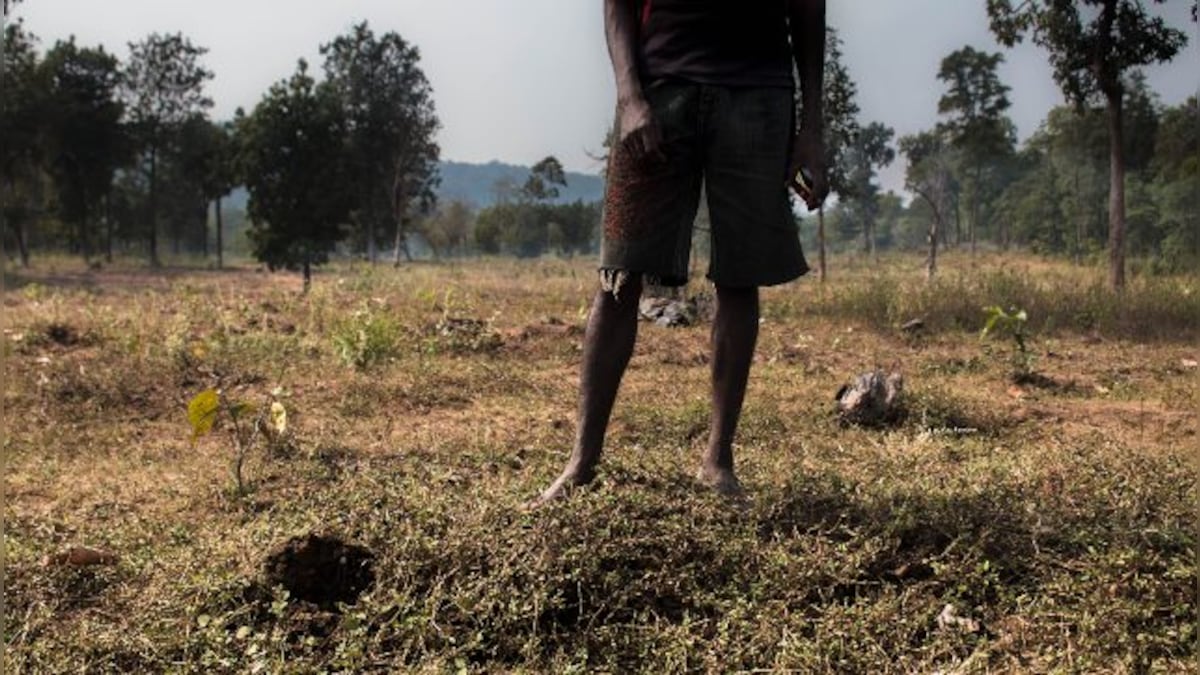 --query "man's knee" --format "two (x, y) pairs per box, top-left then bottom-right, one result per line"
(598, 269), (644, 304)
